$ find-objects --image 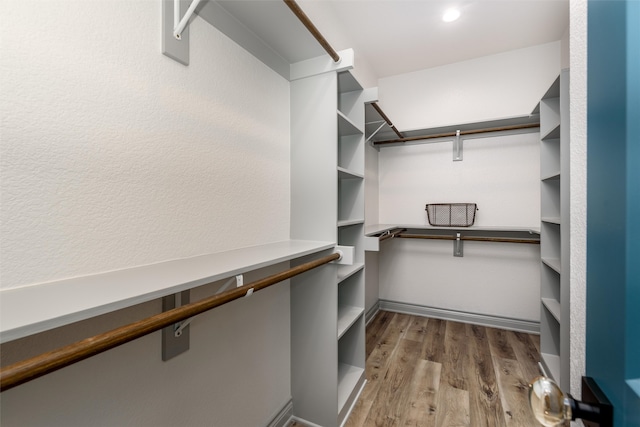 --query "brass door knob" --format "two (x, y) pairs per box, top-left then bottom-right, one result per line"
(529, 376), (572, 426)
